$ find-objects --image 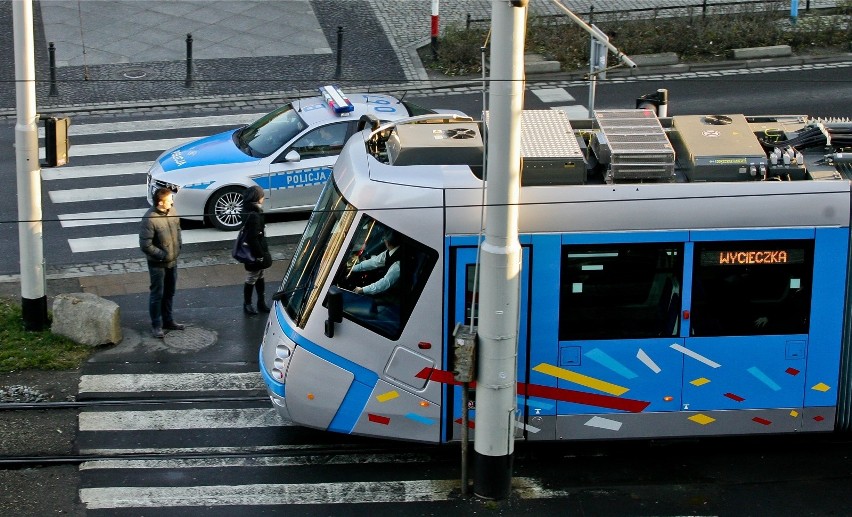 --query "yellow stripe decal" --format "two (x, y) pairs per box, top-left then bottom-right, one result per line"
(532, 363), (629, 396)
(376, 390), (400, 403)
